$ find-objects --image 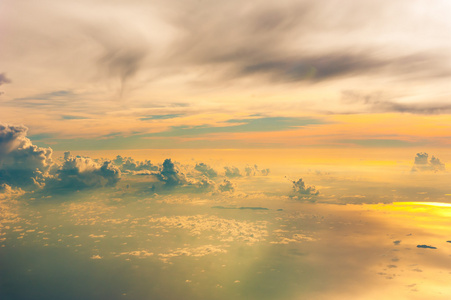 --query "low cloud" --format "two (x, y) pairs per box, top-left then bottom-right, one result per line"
(0, 123), (123, 193)
(416, 244), (437, 249)
(218, 179), (235, 193)
(48, 153), (121, 191)
(245, 164), (270, 176)
(411, 153), (445, 172)
(0, 124), (53, 189)
(290, 178), (319, 200)
(113, 155), (158, 173)
(194, 163), (218, 179)
(224, 166), (241, 178)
